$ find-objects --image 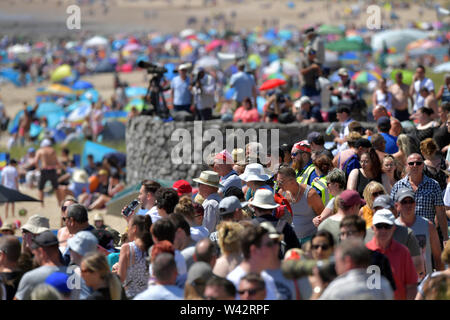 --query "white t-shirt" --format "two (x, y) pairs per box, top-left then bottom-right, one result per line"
(226, 265), (278, 300)
(444, 183), (450, 207)
(190, 226), (210, 242)
(149, 249), (187, 277)
(1, 165), (18, 190)
(413, 78), (434, 111)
